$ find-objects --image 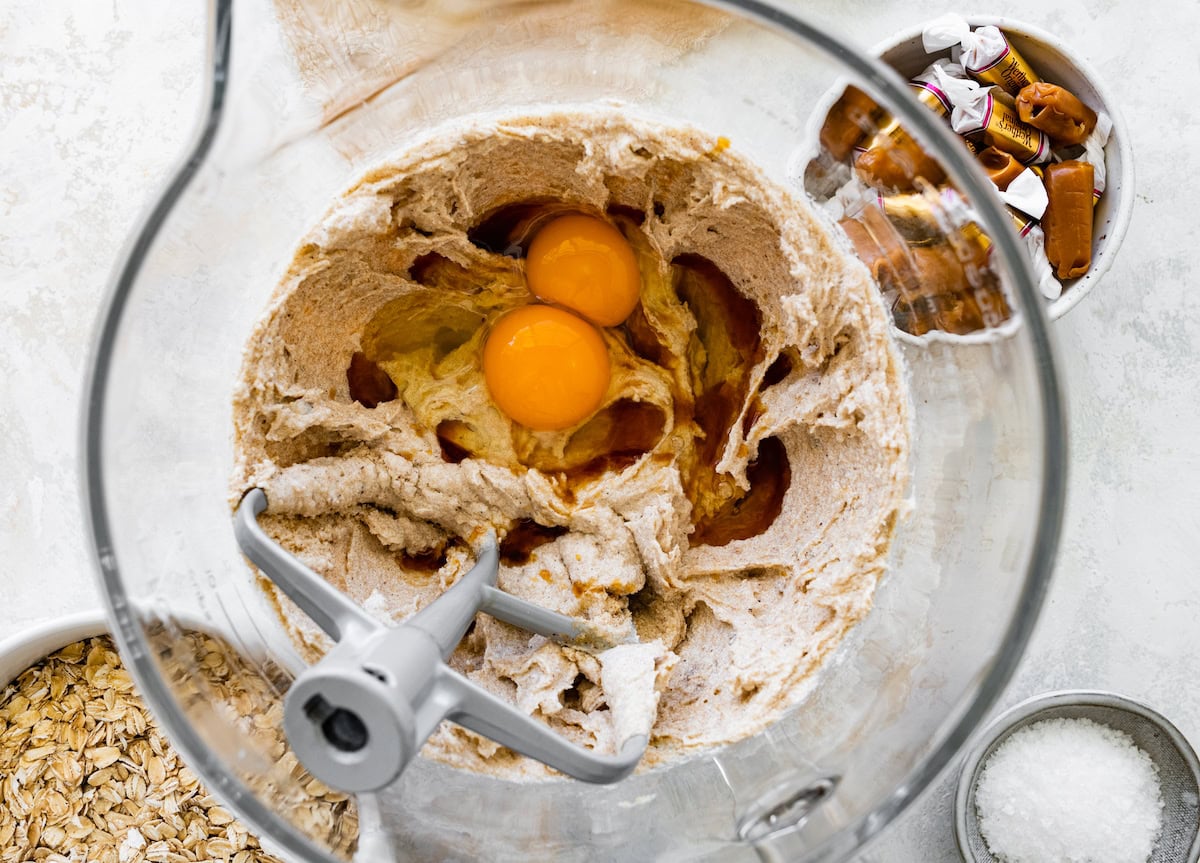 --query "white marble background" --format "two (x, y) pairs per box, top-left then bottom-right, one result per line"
(1, 0), (1197, 860)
